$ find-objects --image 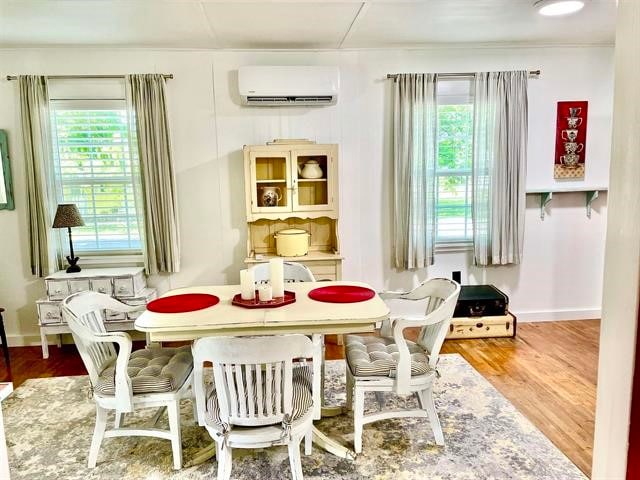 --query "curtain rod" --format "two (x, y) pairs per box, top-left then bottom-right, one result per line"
(5, 74), (174, 81)
(386, 70), (541, 79)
